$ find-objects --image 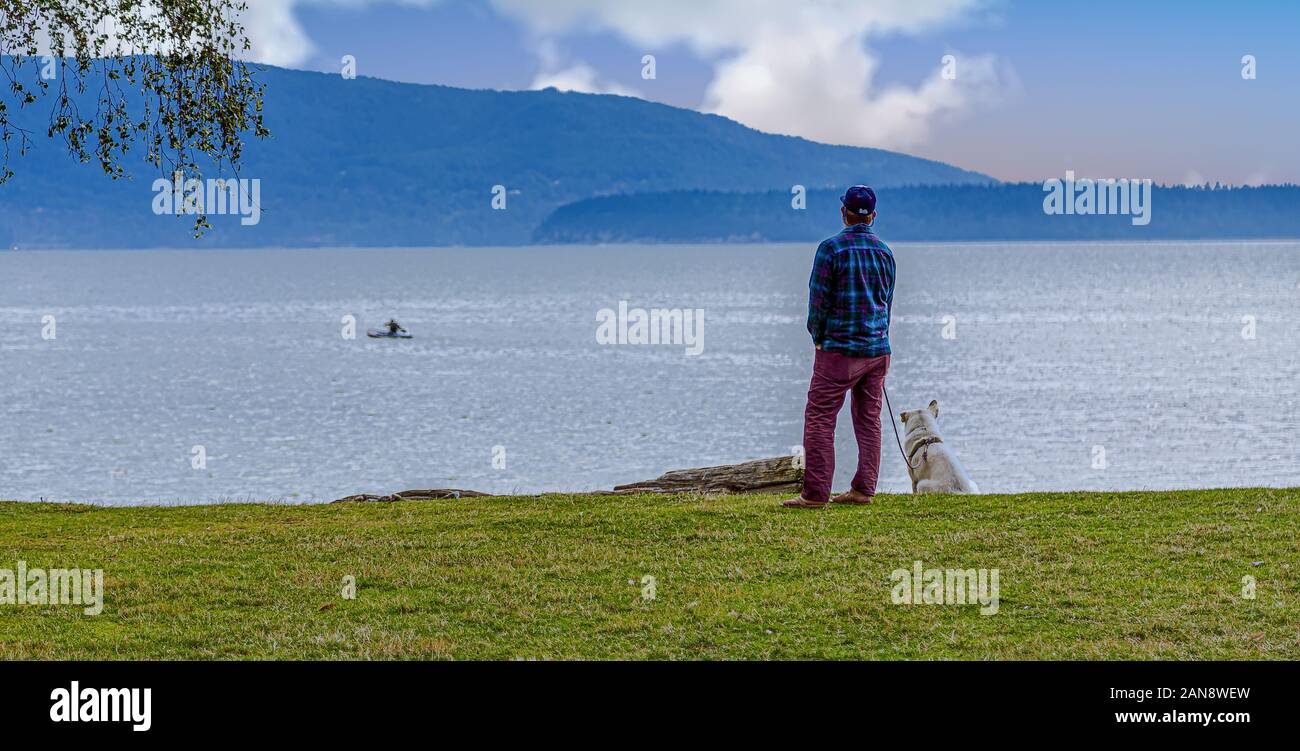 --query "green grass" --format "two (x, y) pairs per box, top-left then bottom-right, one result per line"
(1, 488), (1296, 660)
